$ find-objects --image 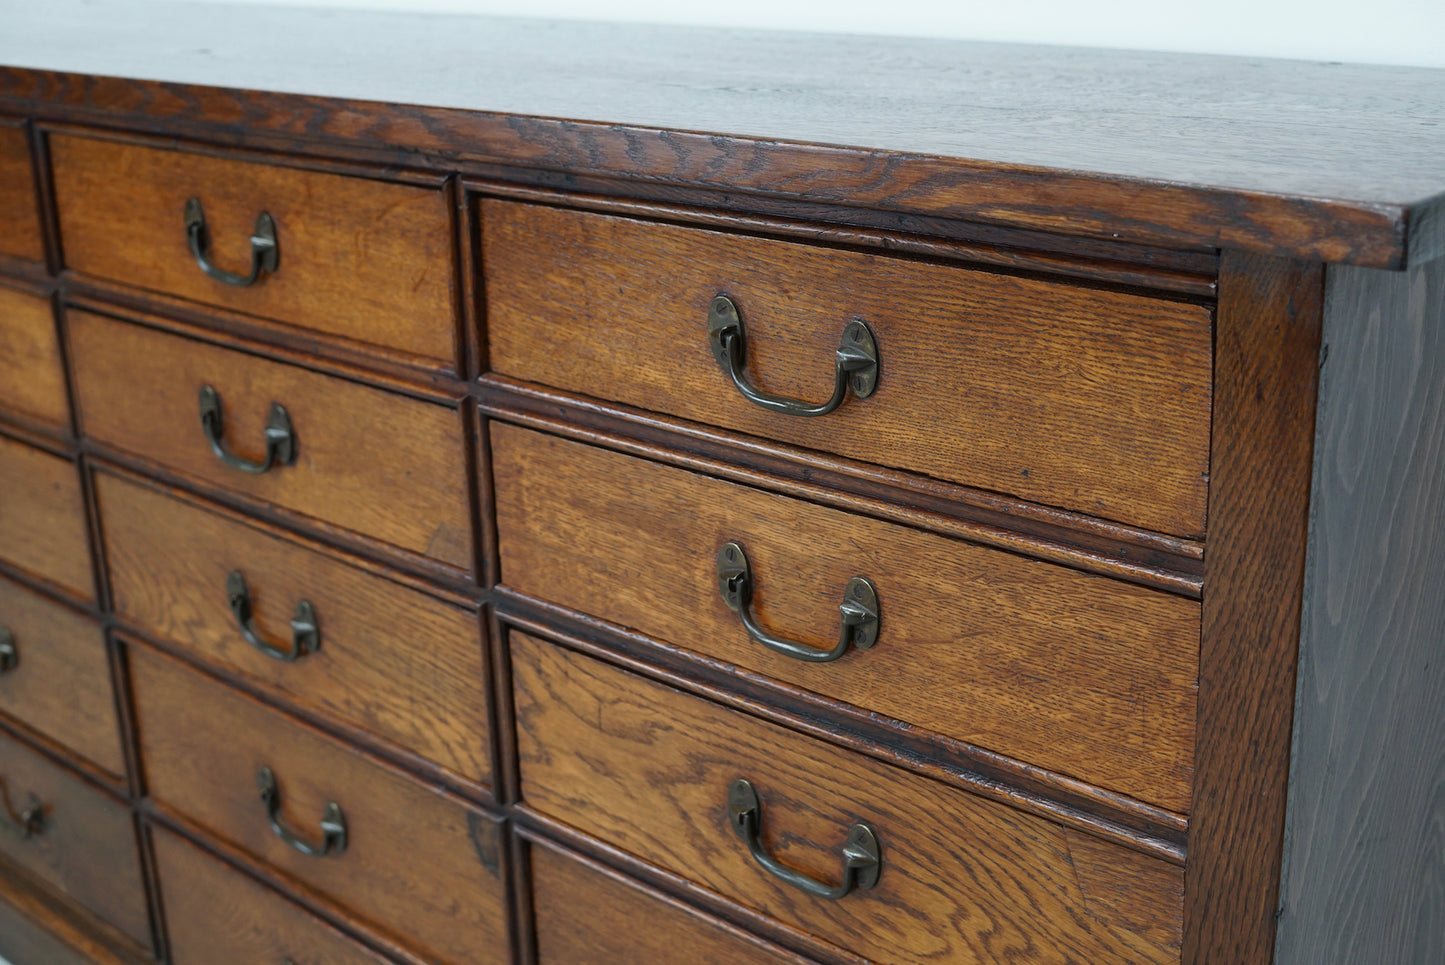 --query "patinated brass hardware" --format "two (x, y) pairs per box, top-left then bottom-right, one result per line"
(184, 197), (278, 287)
(707, 294), (879, 417)
(727, 778), (880, 899)
(257, 766), (347, 857)
(0, 777), (46, 841)
(199, 384), (297, 474)
(716, 541), (879, 663)
(226, 571), (319, 662)
(0, 627), (16, 674)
